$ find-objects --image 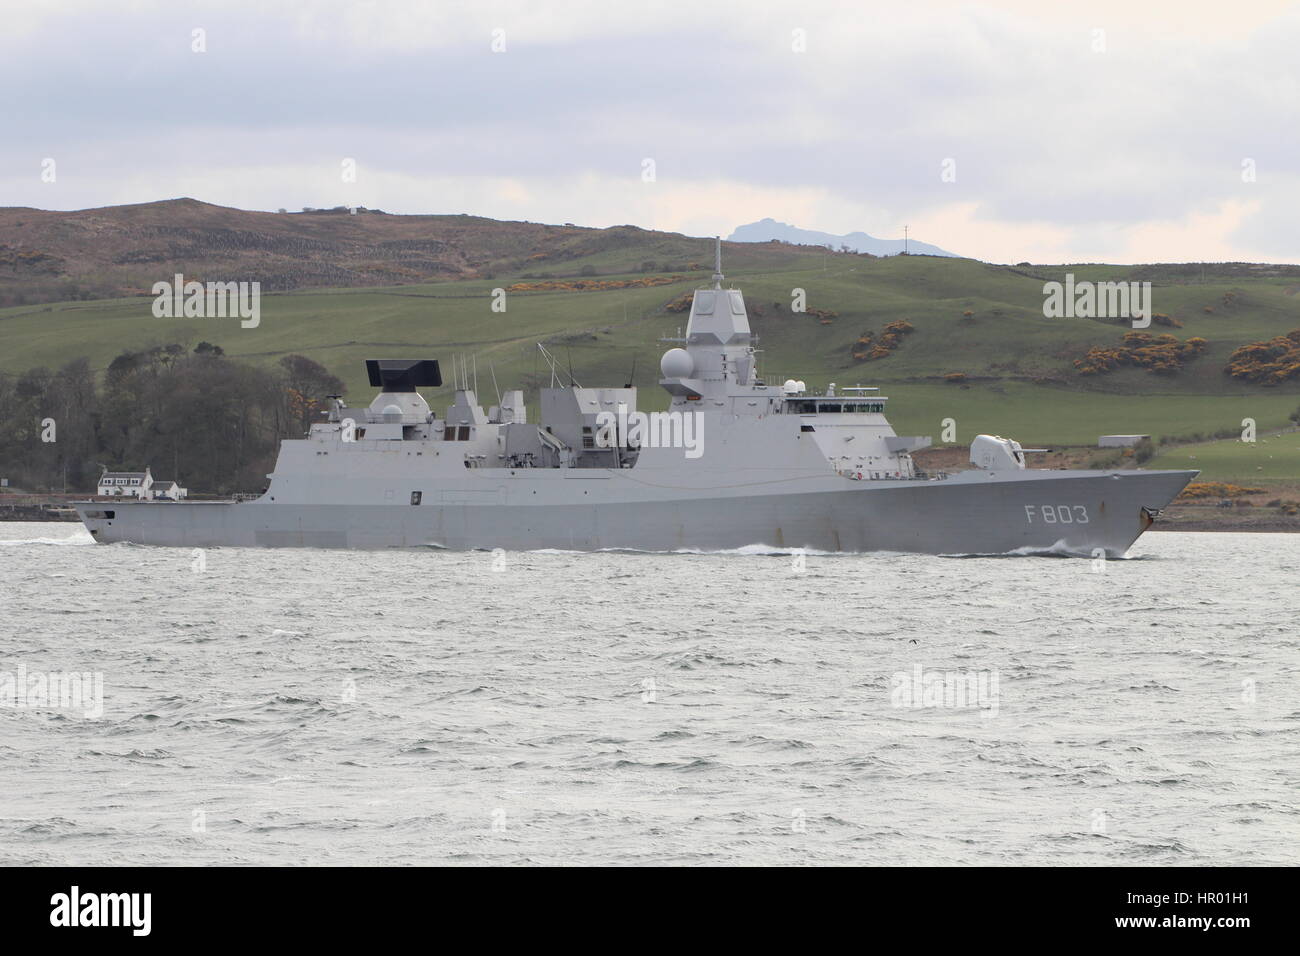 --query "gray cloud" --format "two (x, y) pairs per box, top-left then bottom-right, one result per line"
(3, 0), (1297, 262)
